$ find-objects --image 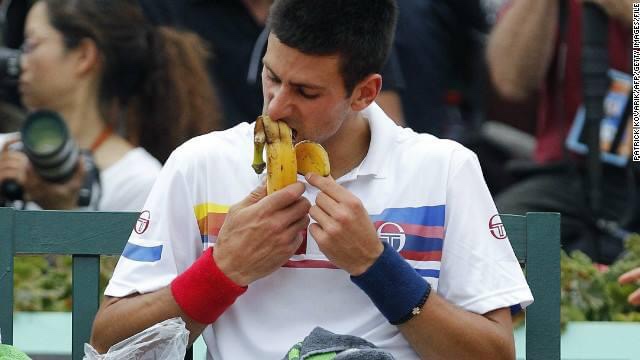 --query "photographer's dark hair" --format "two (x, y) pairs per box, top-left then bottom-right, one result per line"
(42, 0), (220, 162)
(268, 0), (398, 95)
